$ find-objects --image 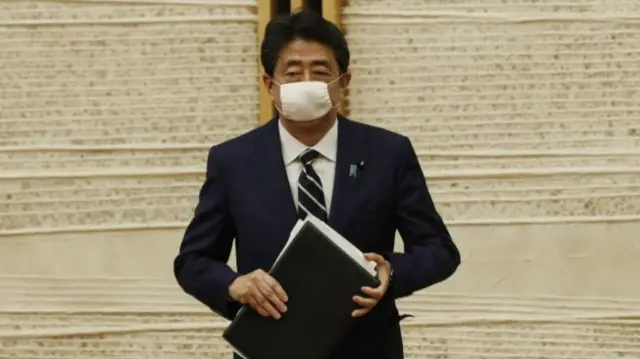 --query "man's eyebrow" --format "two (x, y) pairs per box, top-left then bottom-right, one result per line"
(310, 59), (331, 67)
(283, 58), (331, 68)
(284, 59), (303, 67)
